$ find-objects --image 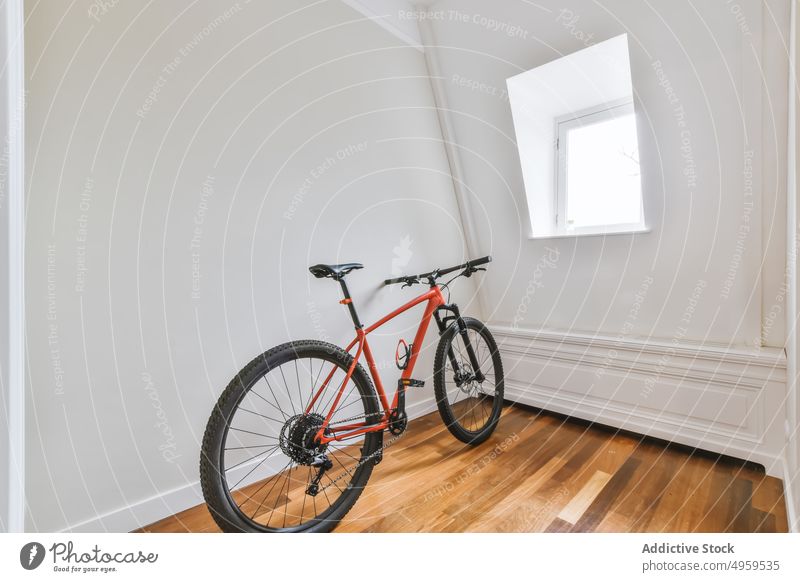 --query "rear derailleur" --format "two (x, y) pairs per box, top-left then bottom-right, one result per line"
(306, 454), (333, 497)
